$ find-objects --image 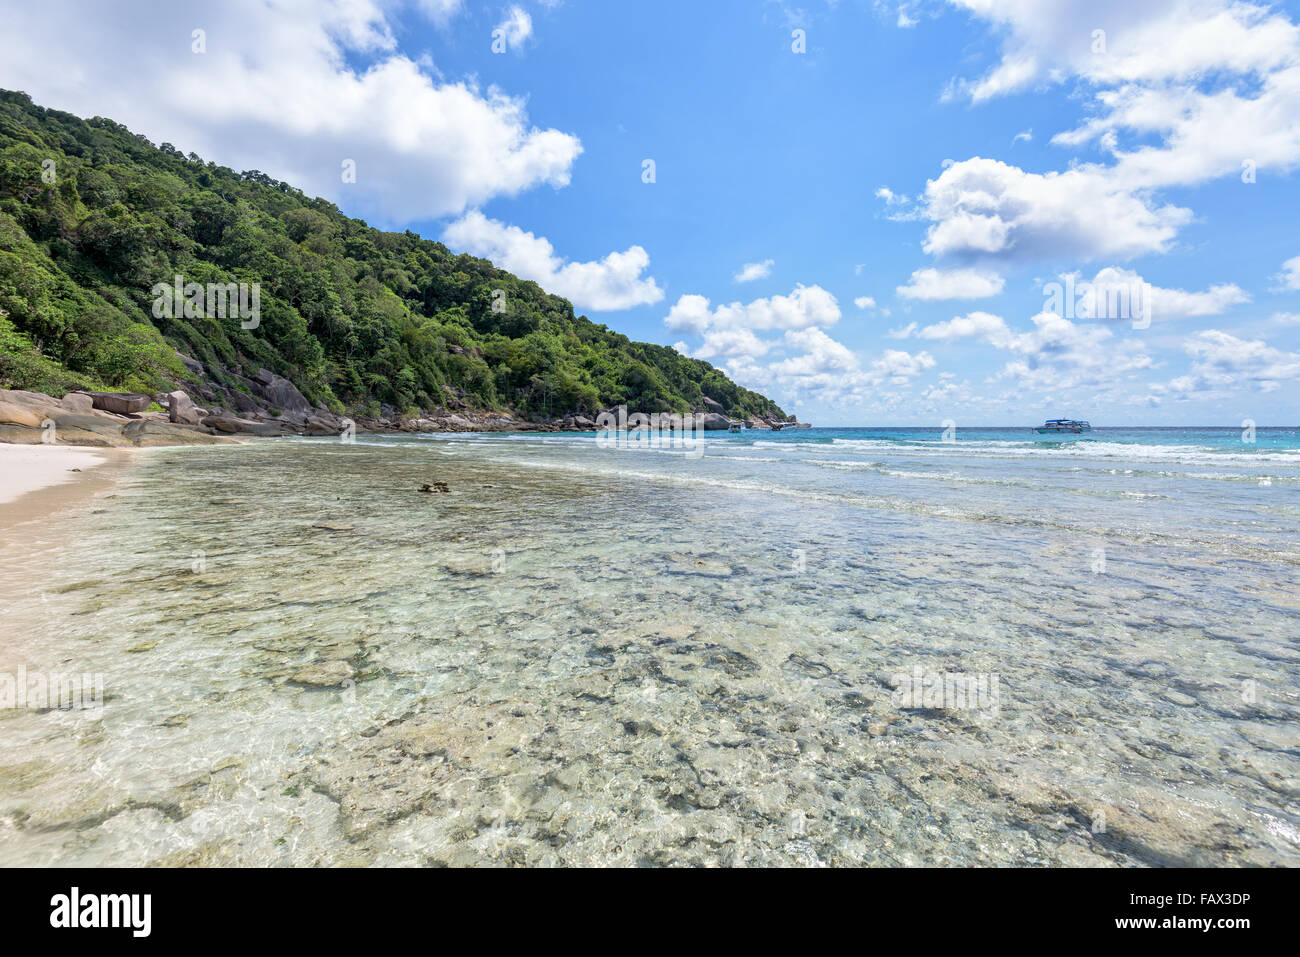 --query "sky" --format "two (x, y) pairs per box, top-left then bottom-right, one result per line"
(2, 0), (1299, 425)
